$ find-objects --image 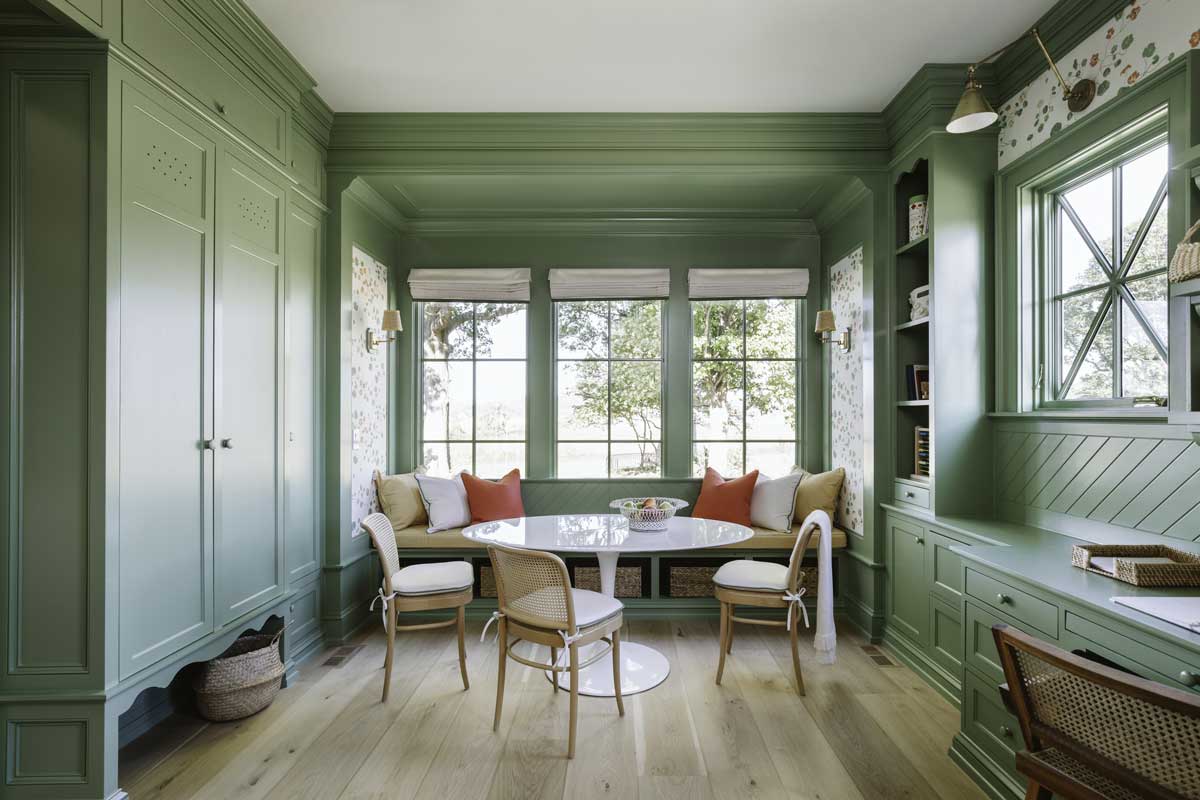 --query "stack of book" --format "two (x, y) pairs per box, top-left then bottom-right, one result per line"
(913, 426), (930, 480)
